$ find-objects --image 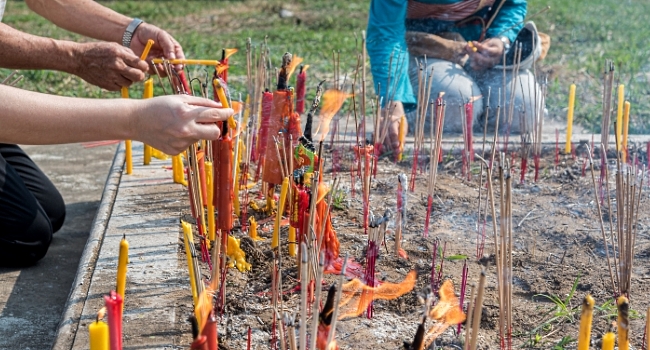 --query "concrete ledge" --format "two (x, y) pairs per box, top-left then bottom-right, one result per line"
(52, 142), (125, 350)
(53, 142), (191, 350)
